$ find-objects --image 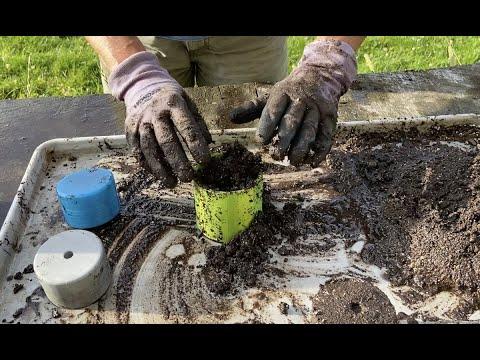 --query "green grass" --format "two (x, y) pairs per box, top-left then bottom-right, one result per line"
(0, 36), (102, 99)
(289, 36), (480, 73)
(1, 36), (480, 100)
